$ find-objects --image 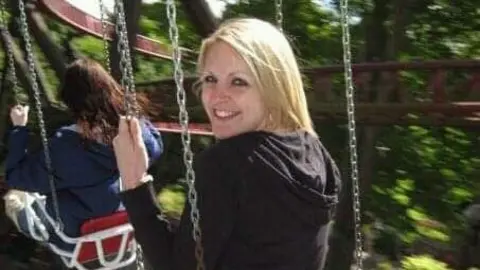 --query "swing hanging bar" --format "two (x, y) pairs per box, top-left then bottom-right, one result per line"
(165, 0), (205, 269)
(17, 0), (64, 233)
(340, 0), (364, 268)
